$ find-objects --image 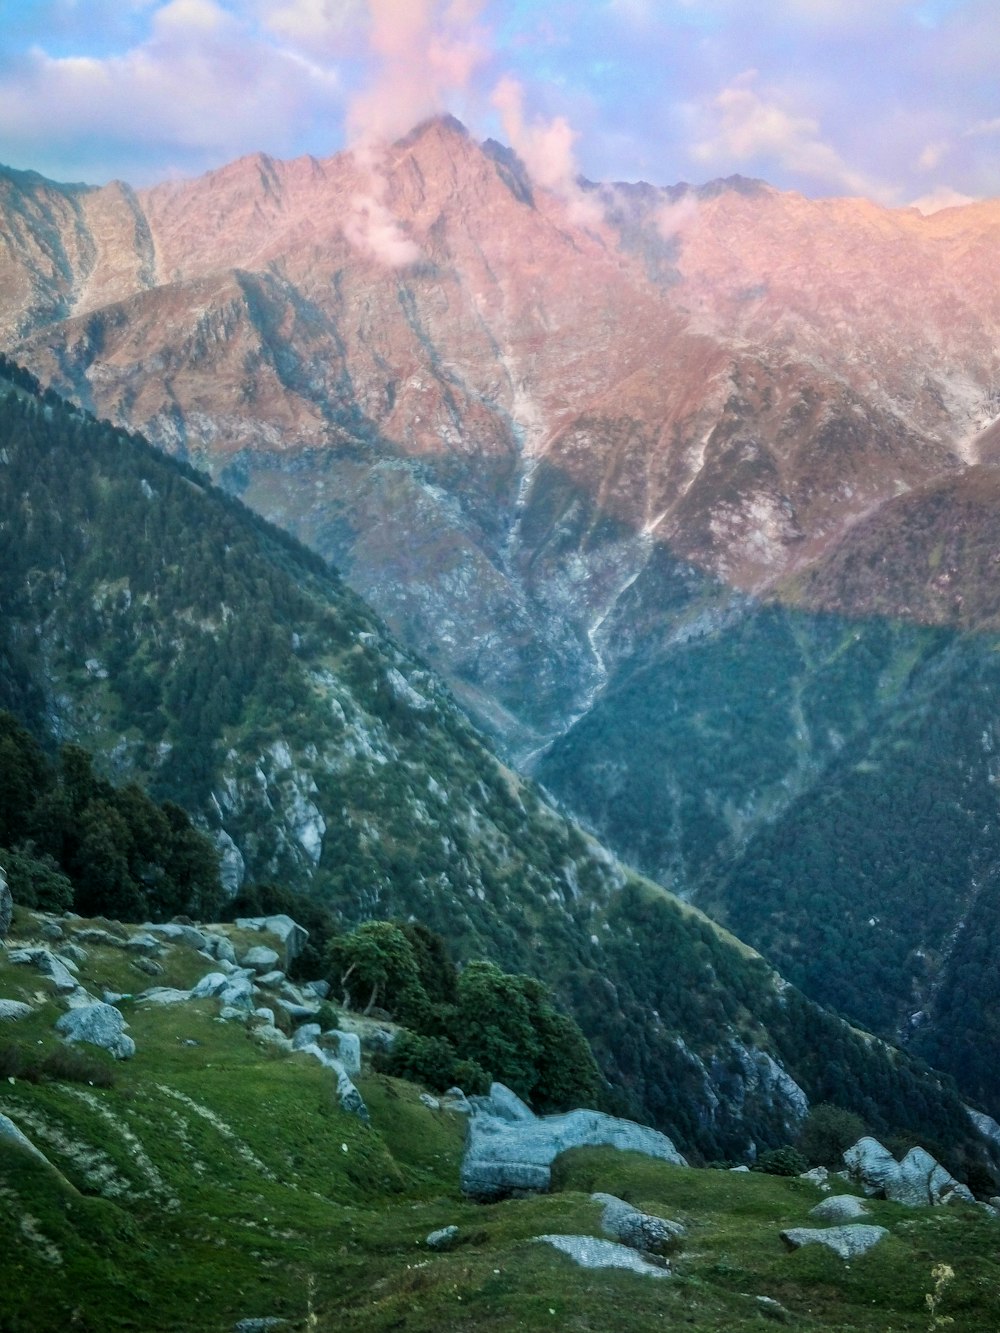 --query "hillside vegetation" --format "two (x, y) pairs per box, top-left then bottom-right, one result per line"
(0, 359), (989, 1169)
(3, 907), (1000, 1333)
